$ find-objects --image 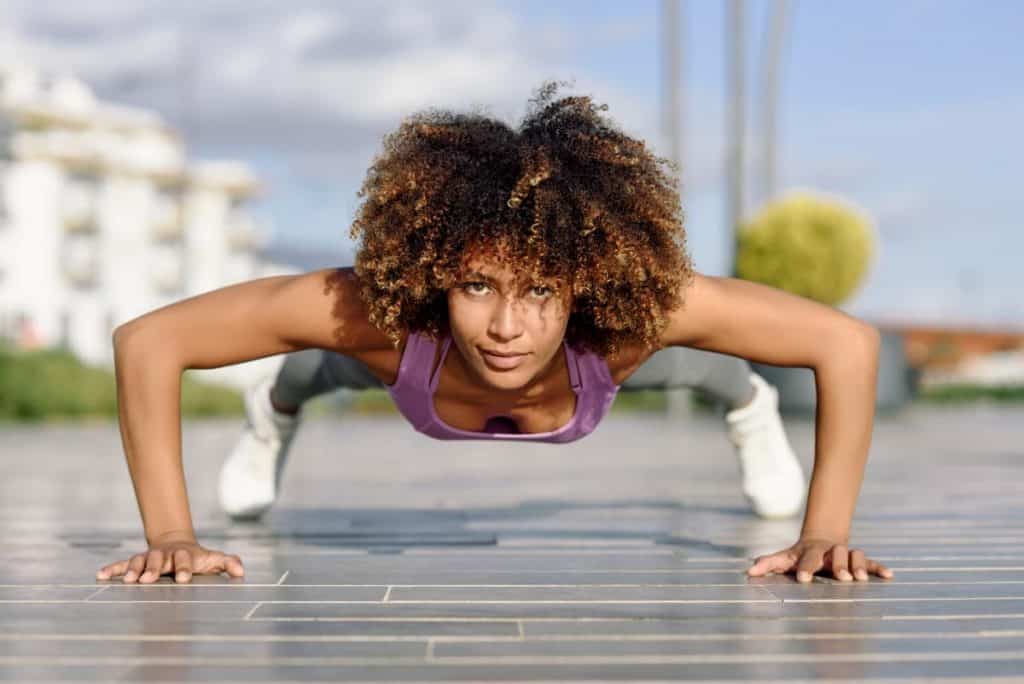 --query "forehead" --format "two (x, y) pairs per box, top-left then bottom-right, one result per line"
(457, 234), (567, 286)
(459, 251), (551, 282)
(460, 239), (528, 276)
